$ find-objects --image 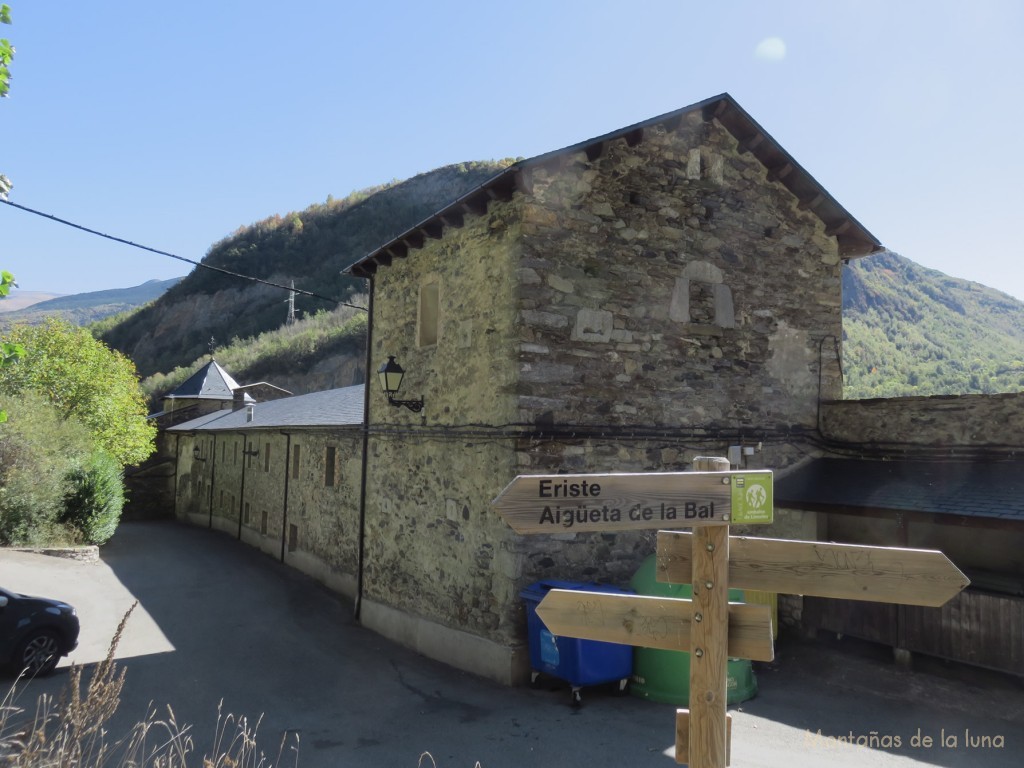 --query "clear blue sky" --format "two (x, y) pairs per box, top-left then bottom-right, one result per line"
(2, 1), (1022, 299)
